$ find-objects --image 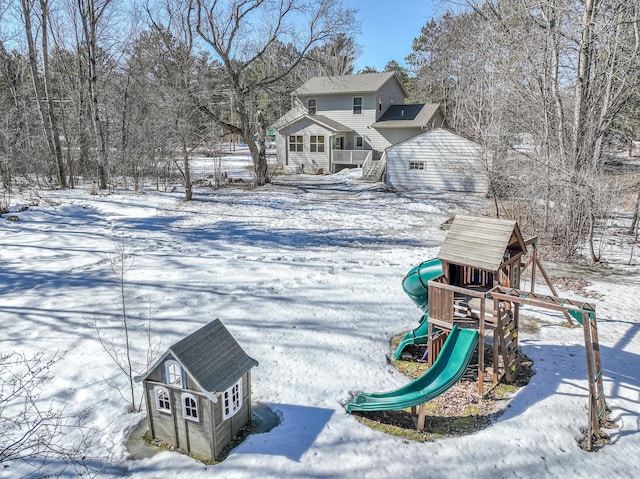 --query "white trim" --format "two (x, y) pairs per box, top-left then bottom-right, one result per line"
(307, 98), (317, 115)
(222, 377), (243, 420)
(181, 393), (199, 422)
(164, 360), (182, 386)
(154, 386), (171, 413)
(353, 96), (362, 114)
